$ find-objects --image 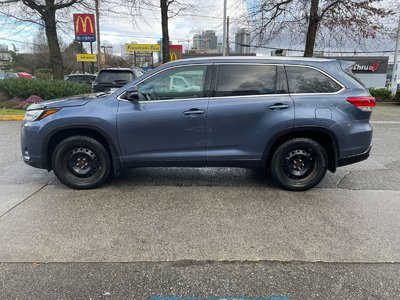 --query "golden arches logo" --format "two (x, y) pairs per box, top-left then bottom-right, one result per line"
(75, 16), (94, 34)
(169, 52), (178, 61)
